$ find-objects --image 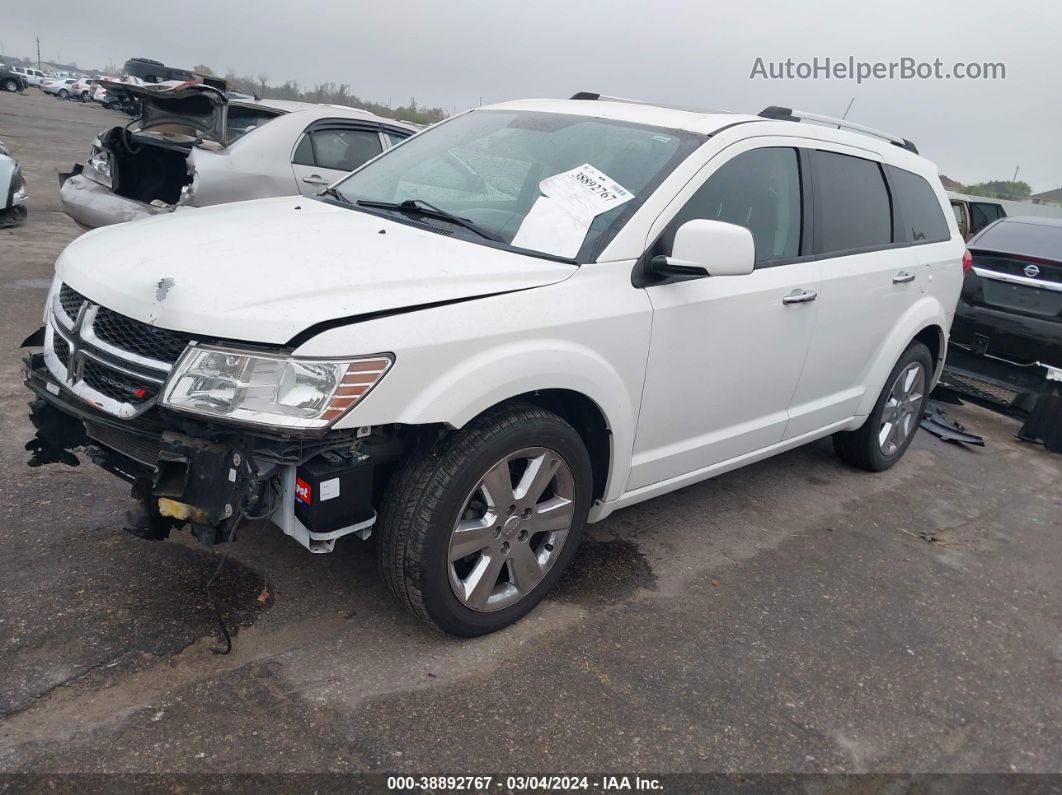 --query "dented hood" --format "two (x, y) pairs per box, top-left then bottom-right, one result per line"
(107, 80), (229, 143)
(57, 197), (577, 344)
